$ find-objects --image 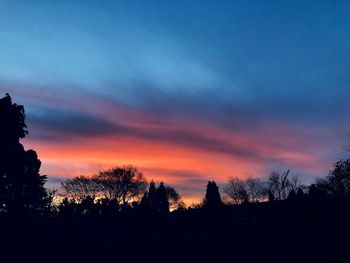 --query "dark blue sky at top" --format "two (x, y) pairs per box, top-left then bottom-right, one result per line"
(1, 0), (349, 119)
(1, 0), (350, 190)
